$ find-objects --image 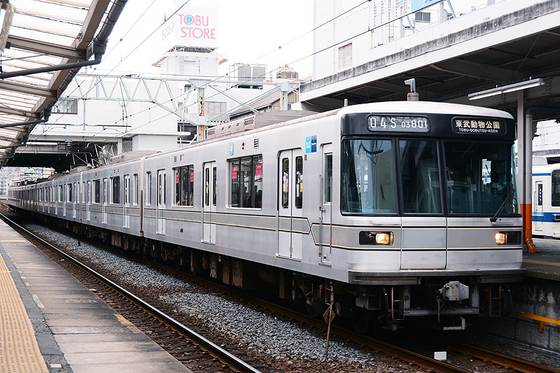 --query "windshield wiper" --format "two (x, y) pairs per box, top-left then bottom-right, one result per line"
(490, 186), (515, 222)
